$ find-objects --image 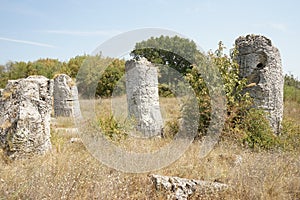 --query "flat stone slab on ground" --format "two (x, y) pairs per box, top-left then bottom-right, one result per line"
(151, 174), (230, 200)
